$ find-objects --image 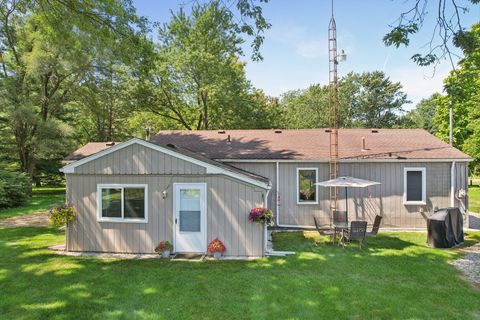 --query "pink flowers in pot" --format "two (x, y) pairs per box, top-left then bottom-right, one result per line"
(248, 207), (273, 224)
(207, 238), (226, 253)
